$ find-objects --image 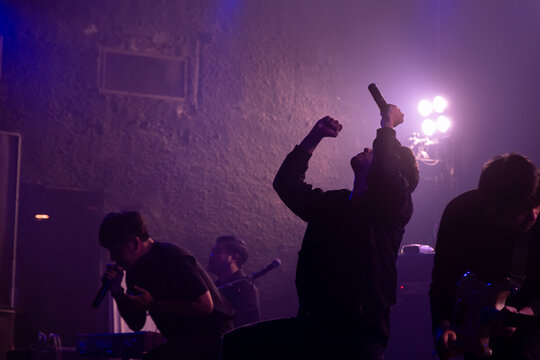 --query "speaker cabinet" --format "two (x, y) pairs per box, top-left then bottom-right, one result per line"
(386, 253), (435, 360)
